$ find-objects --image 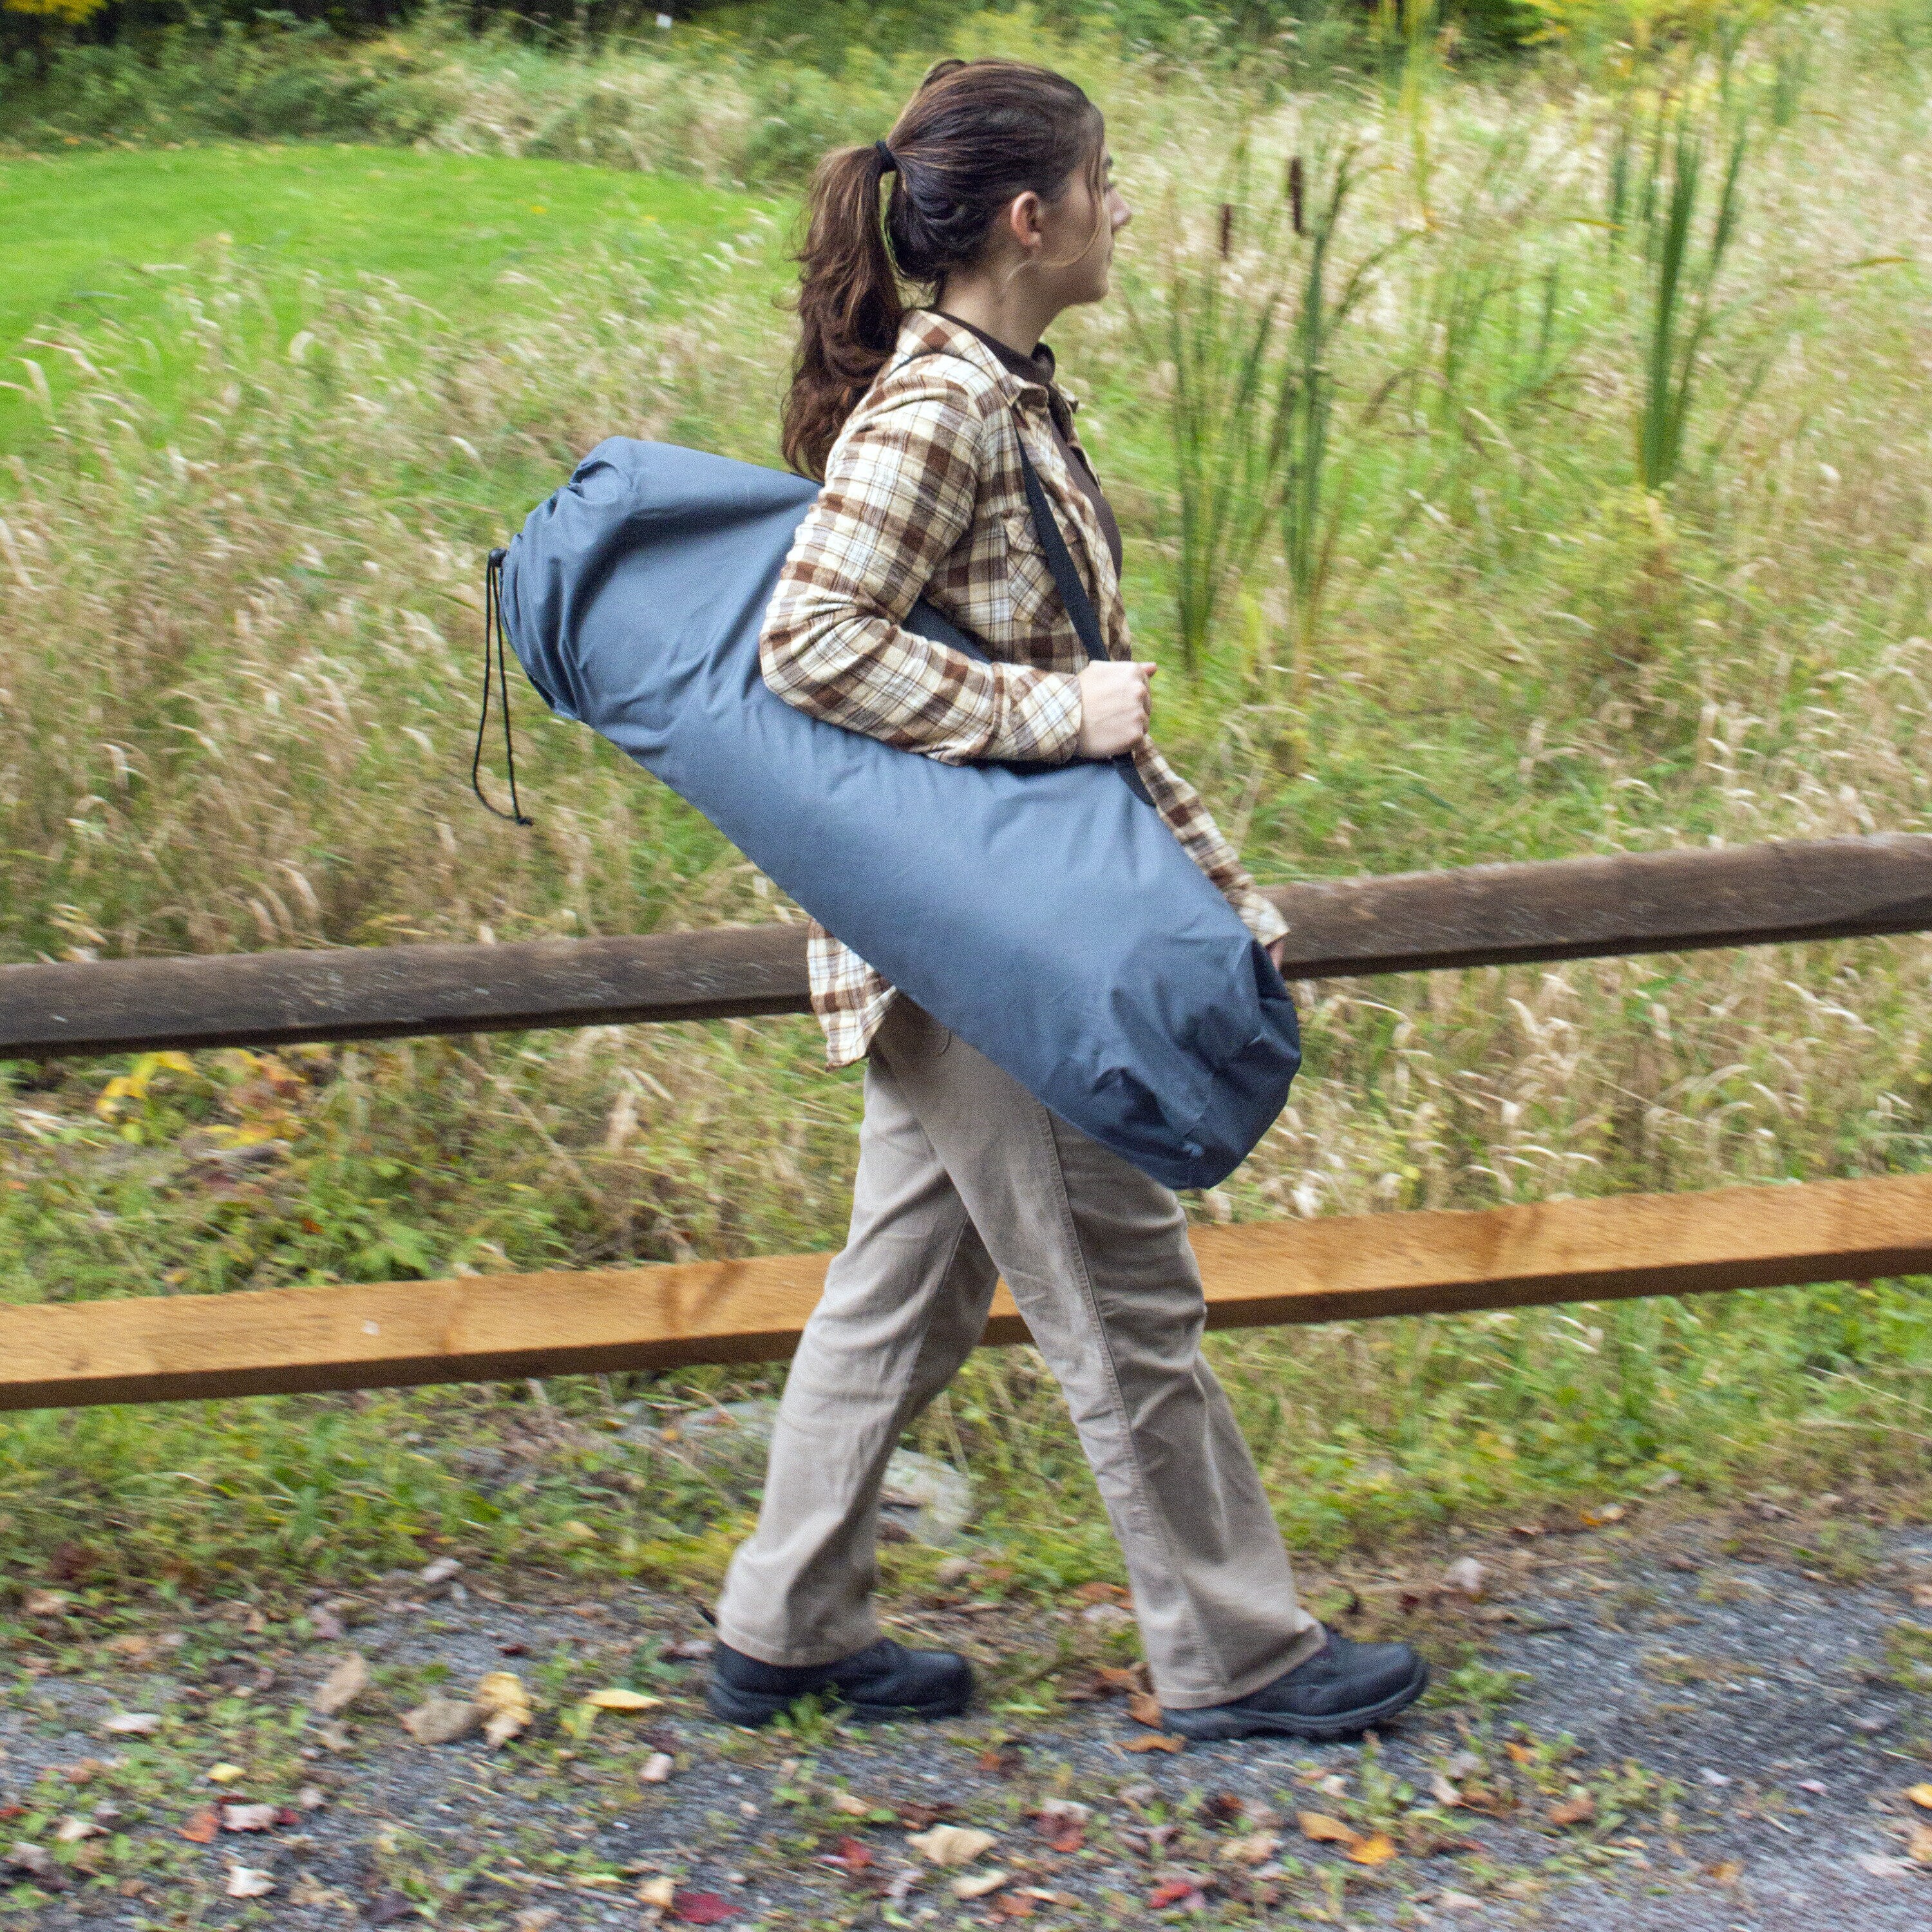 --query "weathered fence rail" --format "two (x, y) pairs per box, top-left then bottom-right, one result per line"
(5, 831), (1932, 1414)
(10, 1172), (1932, 1412)
(4, 833), (1931, 1061)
